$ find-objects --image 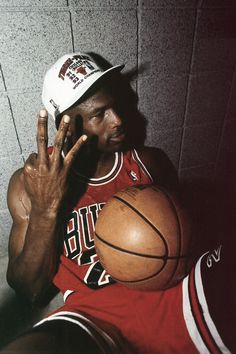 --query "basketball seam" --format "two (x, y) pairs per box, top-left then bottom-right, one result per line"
(95, 232), (167, 283)
(95, 232), (187, 260)
(113, 194), (189, 259)
(154, 187), (183, 286)
(109, 267), (165, 284)
(94, 232), (185, 284)
(113, 195), (169, 257)
(114, 190), (186, 287)
(95, 187), (189, 288)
